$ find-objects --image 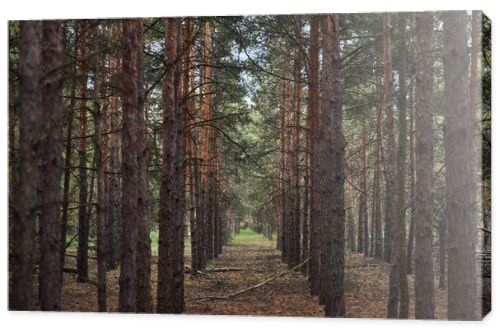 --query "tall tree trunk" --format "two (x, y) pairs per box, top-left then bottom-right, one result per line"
(307, 15), (321, 296)
(383, 13), (396, 263)
(214, 143), (223, 255)
(76, 21), (89, 283)
(60, 25), (78, 278)
(183, 17), (199, 273)
(157, 17), (185, 314)
(105, 24), (121, 271)
(91, 21), (107, 312)
(274, 175), (282, 250)
(196, 23), (208, 270)
(8, 62), (18, 265)
(438, 217), (446, 289)
(357, 122), (368, 255)
(119, 19), (141, 312)
(388, 13), (409, 319)
(193, 155), (204, 271)
(135, 19), (152, 313)
(279, 99), (286, 260)
(345, 151), (357, 253)
(406, 86), (416, 274)
(39, 20), (64, 311)
(289, 18), (302, 268)
(319, 14), (345, 317)
(280, 58), (292, 264)
(302, 62), (311, 268)
(469, 11), (480, 239)
(106, 52), (121, 271)
(200, 20), (214, 263)
(414, 12), (435, 319)
(396, 13), (409, 318)
(373, 86), (383, 259)
(443, 11), (478, 320)
(10, 21), (41, 311)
